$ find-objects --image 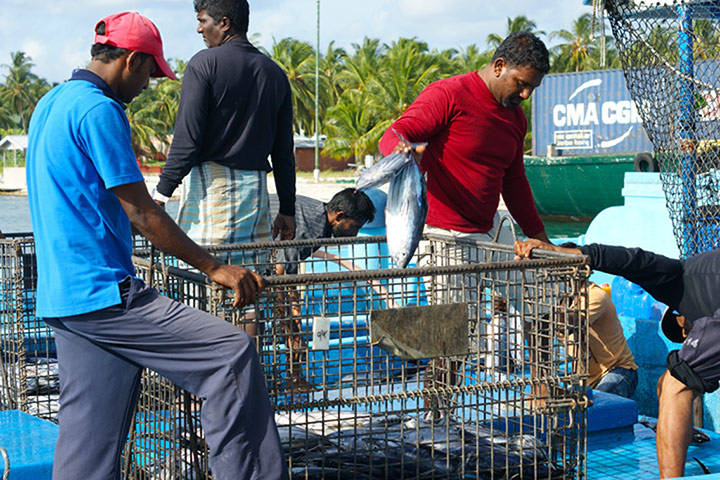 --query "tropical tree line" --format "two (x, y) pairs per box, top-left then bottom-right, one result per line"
(1, 14), (630, 162)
